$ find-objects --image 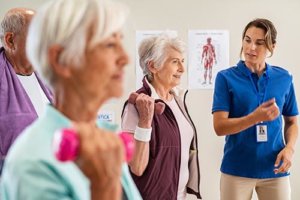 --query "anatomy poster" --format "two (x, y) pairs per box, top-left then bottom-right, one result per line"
(135, 30), (177, 89)
(188, 30), (229, 89)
